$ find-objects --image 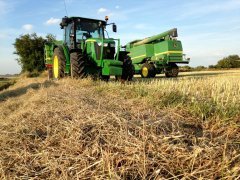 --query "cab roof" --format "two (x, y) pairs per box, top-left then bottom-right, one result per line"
(66, 16), (106, 25)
